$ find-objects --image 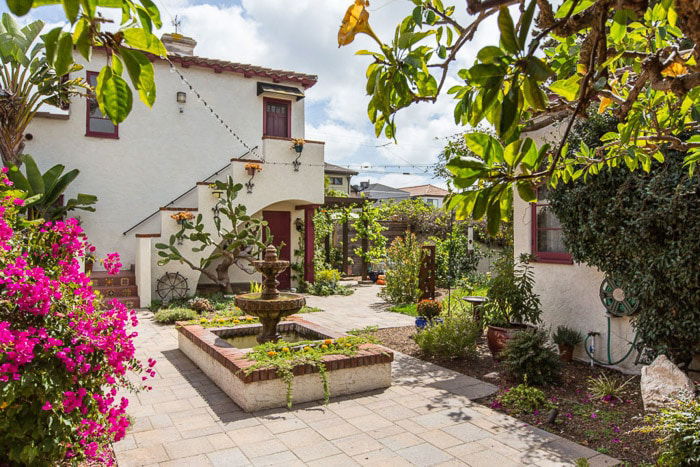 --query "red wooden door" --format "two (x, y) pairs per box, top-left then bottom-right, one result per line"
(263, 98), (290, 137)
(262, 211), (291, 289)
